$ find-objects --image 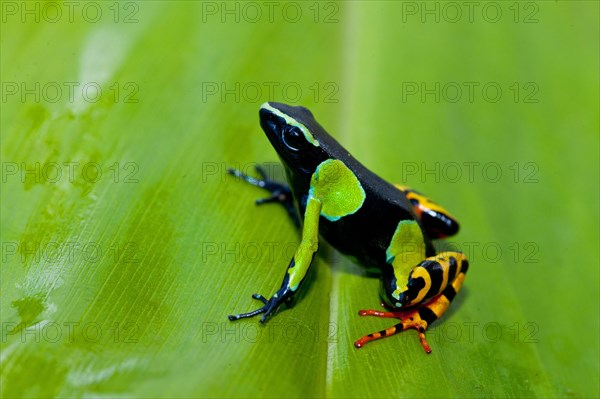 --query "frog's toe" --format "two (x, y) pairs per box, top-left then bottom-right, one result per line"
(253, 165), (269, 180)
(252, 293), (268, 304)
(228, 307), (266, 321)
(228, 294), (269, 320)
(228, 293), (286, 323)
(227, 168), (263, 186)
(255, 191), (289, 205)
(358, 309), (403, 318)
